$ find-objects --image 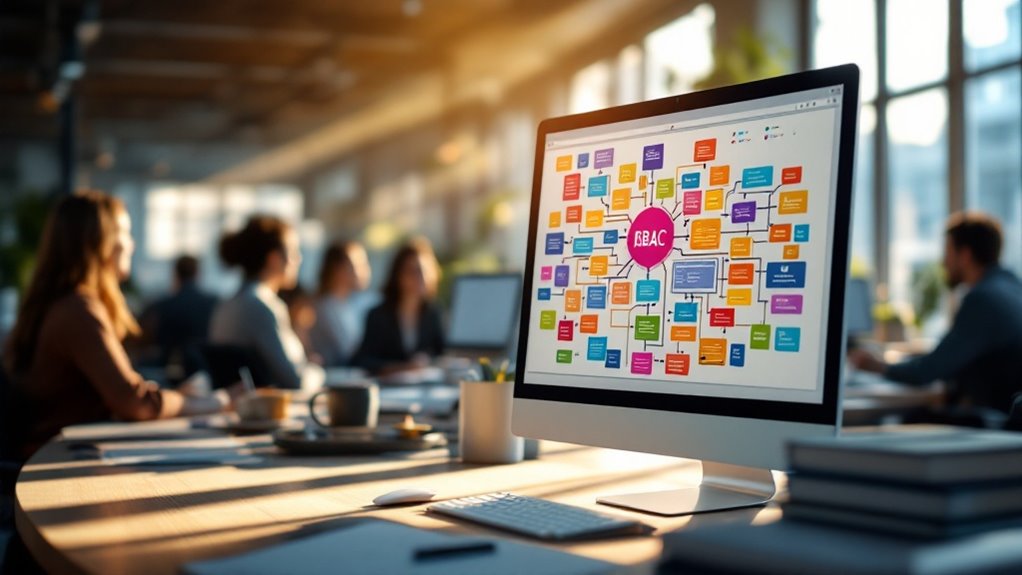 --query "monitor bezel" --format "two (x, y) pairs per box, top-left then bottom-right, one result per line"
(514, 64), (859, 425)
(446, 272), (524, 352)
